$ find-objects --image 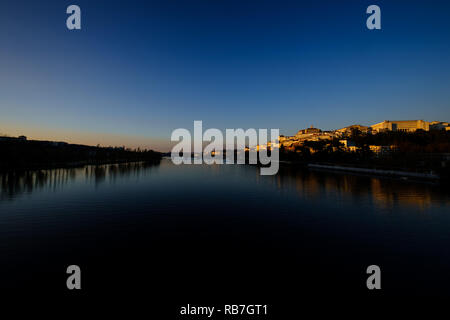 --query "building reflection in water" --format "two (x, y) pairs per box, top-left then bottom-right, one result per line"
(272, 165), (449, 211)
(1, 161), (448, 211)
(0, 161), (160, 201)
